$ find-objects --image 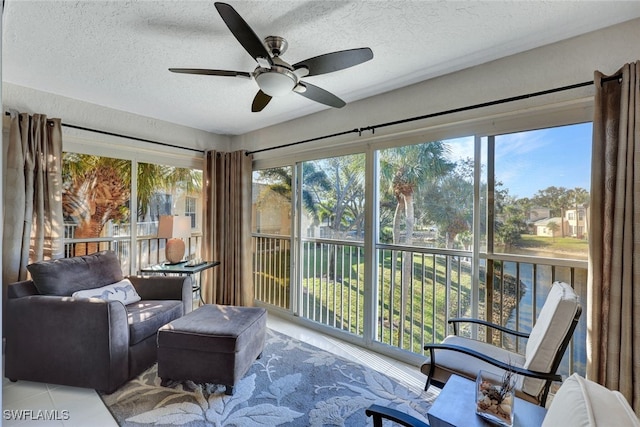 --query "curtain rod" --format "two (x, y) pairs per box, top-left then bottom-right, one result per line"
(4, 74), (621, 157)
(246, 74), (622, 156)
(4, 112), (205, 154)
